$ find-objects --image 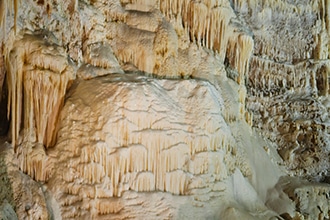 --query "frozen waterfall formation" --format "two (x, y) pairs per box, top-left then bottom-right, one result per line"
(0, 0), (329, 219)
